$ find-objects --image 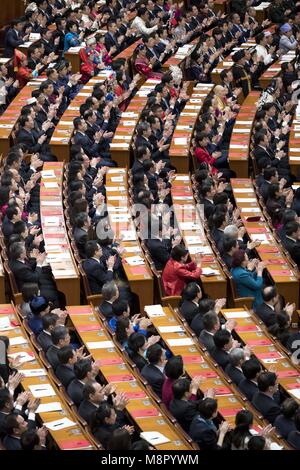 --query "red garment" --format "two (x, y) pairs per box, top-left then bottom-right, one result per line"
(134, 57), (162, 80)
(114, 83), (127, 112)
(16, 66), (32, 88)
(79, 48), (97, 83)
(95, 43), (111, 65)
(162, 258), (202, 296)
(162, 377), (175, 409)
(194, 146), (217, 174)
